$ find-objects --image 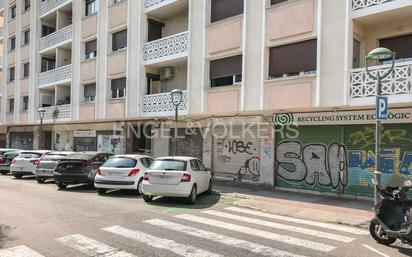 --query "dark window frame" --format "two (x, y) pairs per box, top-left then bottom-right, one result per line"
(9, 36), (16, 51)
(210, 0), (244, 23)
(22, 96), (29, 111)
(8, 99), (14, 113)
(24, 0), (31, 11)
(85, 0), (98, 16)
(23, 63), (30, 78)
(85, 39), (97, 59)
(10, 5), (16, 20)
(23, 30), (30, 45)
(210, 55), (243, 87)
(112, 29), (127, 52)
(9, 67), (15, 82)
(110, 77), (127, 99)
(84, 83), (96, 102)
